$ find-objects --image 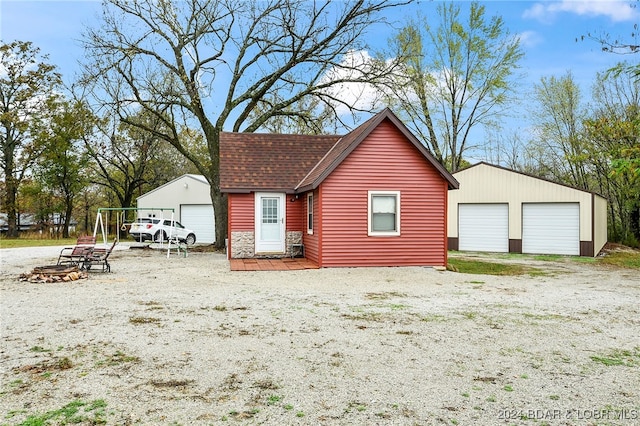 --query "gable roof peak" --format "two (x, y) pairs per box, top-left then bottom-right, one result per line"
(295, 108), (458, 191)
(220, 108), (459, 193)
